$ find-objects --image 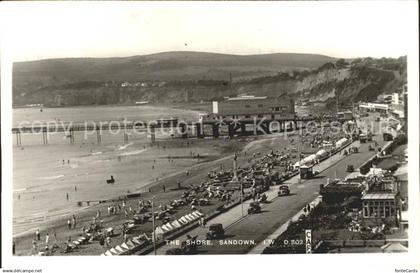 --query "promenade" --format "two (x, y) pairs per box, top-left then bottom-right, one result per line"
(150, 130), (386, 254)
